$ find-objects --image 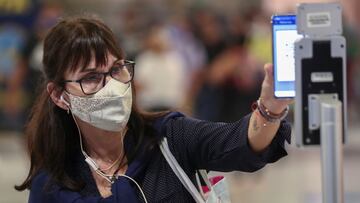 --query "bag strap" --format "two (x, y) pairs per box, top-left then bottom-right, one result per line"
(159, 138), (206, 203)
(195, 170), (212, 198)
(198, 169), (212, 189)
